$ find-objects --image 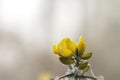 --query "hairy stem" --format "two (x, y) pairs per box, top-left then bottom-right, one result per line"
(81, 76), (97, 80)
